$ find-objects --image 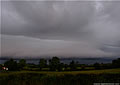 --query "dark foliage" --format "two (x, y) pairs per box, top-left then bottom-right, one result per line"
(18, 59), (26, 70)
(49, 57), (60, 71)
(112, 58), (120, 68)
(0, 64), (2, 70)
(69, 60), (77, 71)
(39, 59), (47, 70)
(0, 73), (120, 85)
(4, 59), (19, 71)
(2, 57), (120, 71)
(93, 62), (101, 70)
